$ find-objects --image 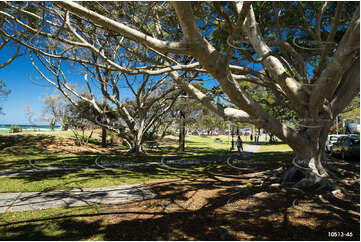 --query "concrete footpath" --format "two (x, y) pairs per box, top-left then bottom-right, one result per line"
(0, 184), (155, 213)
(243, 143), (261, 153)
